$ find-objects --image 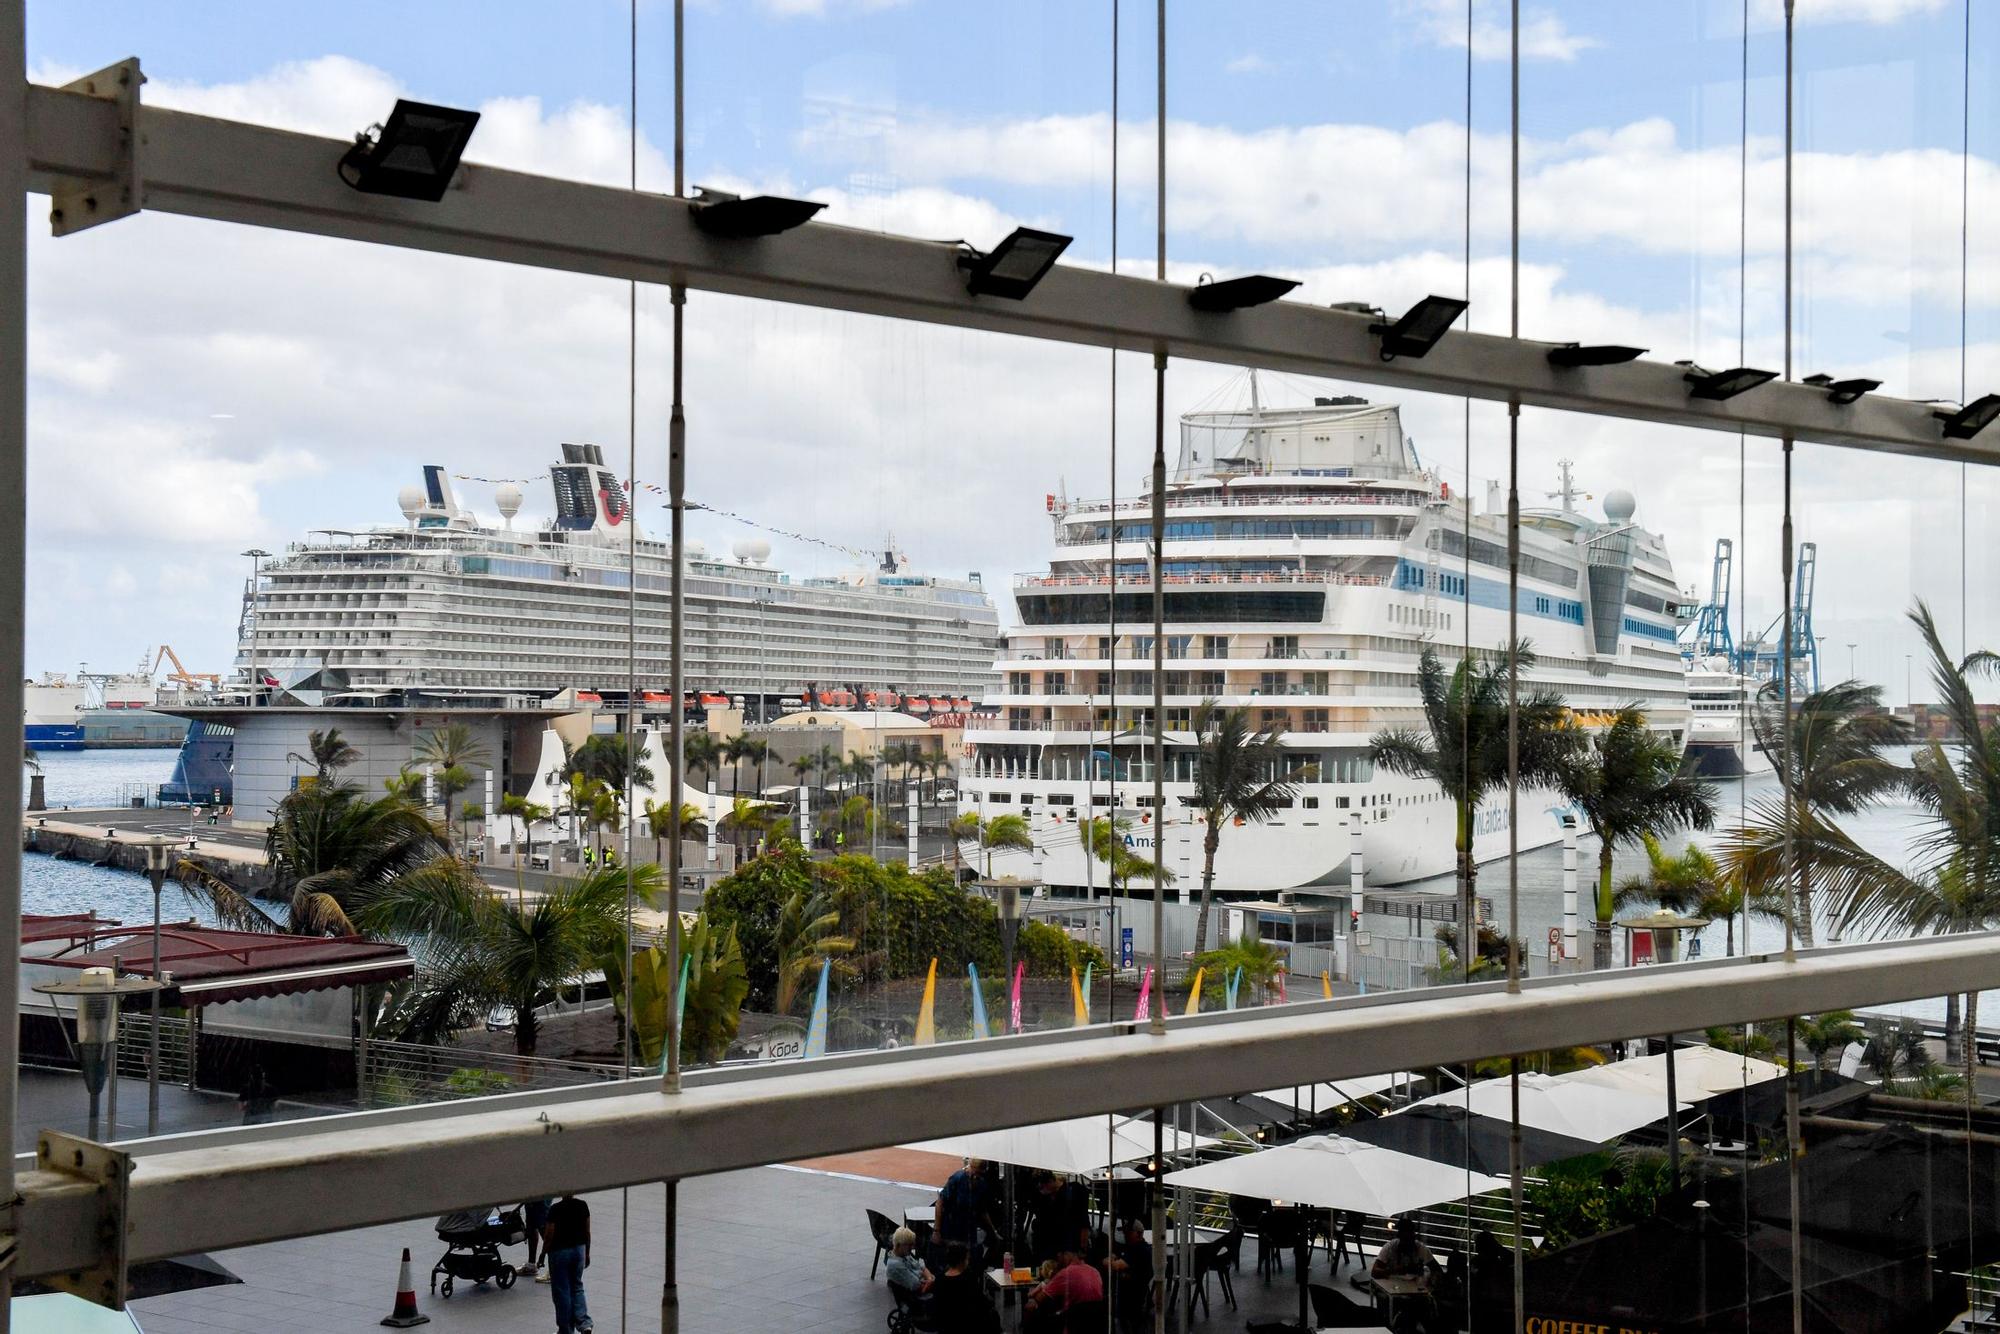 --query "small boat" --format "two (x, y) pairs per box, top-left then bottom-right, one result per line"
(905, 698), (929, 715)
